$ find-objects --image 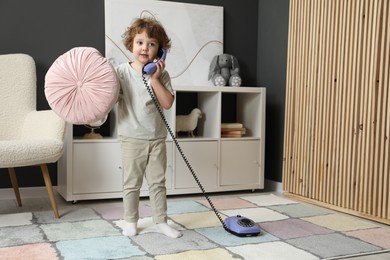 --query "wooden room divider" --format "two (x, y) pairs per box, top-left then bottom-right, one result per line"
(283, 0), (390, 224)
